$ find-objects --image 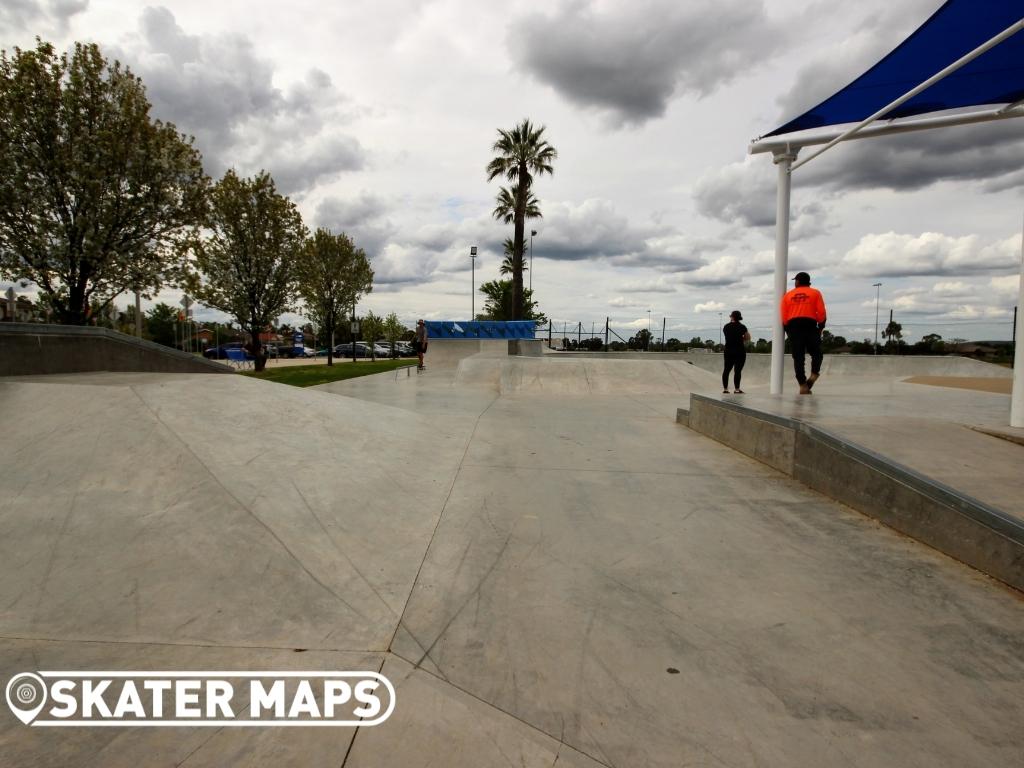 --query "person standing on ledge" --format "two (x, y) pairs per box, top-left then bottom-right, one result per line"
(722, 310), (750, 394)
(781, 271), (827, 395)
(414, 319), (429, 371)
